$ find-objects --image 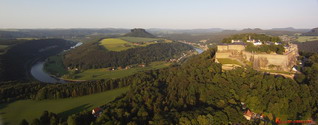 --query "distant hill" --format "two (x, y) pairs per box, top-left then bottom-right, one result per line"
(271, 27), (309, 32)
(124, 28), (156, 38)
(0, 29), (129, 39)
(221, 28), (300, 36)
(148, 28), (223, 34)
(302, 28), (318, 36)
